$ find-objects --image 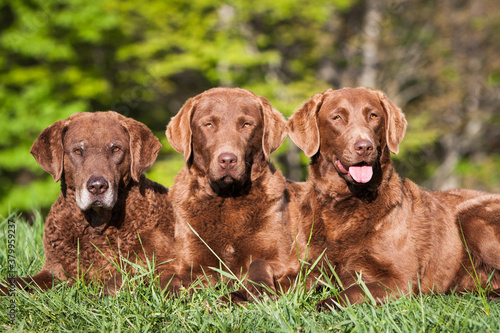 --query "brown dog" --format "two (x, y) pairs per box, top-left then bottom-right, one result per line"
(166, 87), (299, 302)
(1, 111), (177, 295)
(287, 87), (500, 310)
